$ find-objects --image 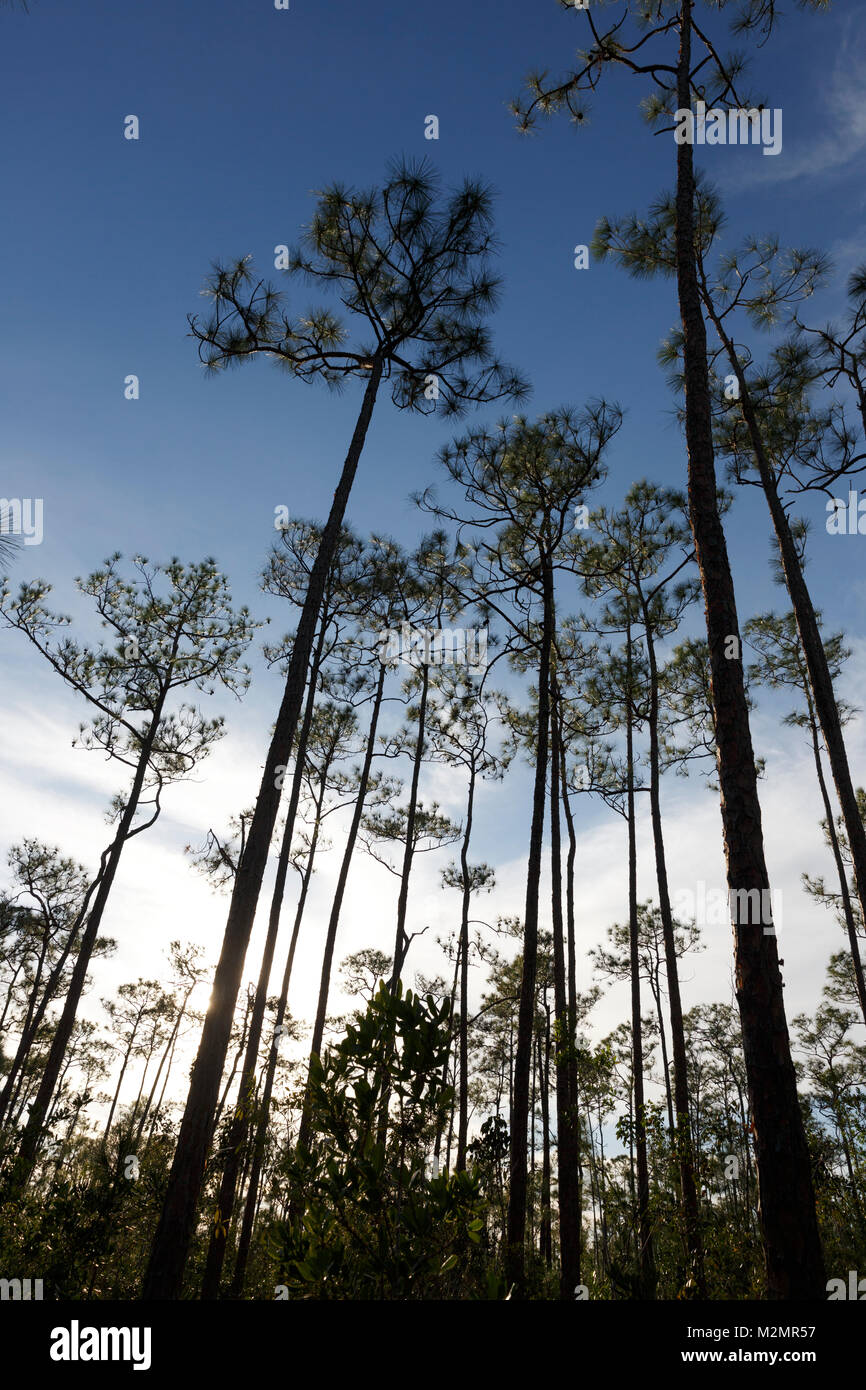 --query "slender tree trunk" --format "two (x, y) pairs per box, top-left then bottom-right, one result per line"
(0, 980), (52, 1135)
(143, 358), (383, 1299)
(146, 1027), (180, 1152)
(557, 698), (583, 1262)
(559, 732), (579, 1077)
(704, 283), (866, 1029)
(432, 946), (461, 1176)
(4, 940), (48, 1100)
(549, 676), (581, 1299)
(61, 1087), (89, 1165)
(200, 615), (328, 1299)
(11, 1073), (36, 1131)
(0, 858), (109, 1132)
(598, 1098), (610, 1274)
(228, 815), (321, 1298)
(625, 623), (655, 1298)
(832, 1092), (866, 1233)
(625, 1061), (636, 1236)
(650, 978), (675, 1136)
(506, 556), (553, 1294)
(0, 957), (26, 1036)
(211, 989), (254, 1151)
(47, 1050), (75, 1130)
(3, 1044), (36, 1140)
(586, 1103), (599, 1271)
(456, 760), (477, 1172)
(103, 1037), (137, 1151)
(444, 1064), (457, 1173)
(539, 999), (553, 1269)
(530, 1029), (538, 1250)
(805, 705), (866, 1024)
(4, 697), (166, 1197)
(296, 661), (386, 1157)
(642, 600), (705, 1295)
(376, 659), (431, 1148)
(389, 661), (430, 988)
(134, 988), (194, 1154)
(674, 0), (823, 1299)
(128, 1041), (159, 1139)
